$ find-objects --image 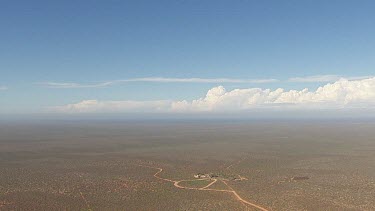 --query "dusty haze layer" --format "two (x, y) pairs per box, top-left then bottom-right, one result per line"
(0, 120), (374, 210)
